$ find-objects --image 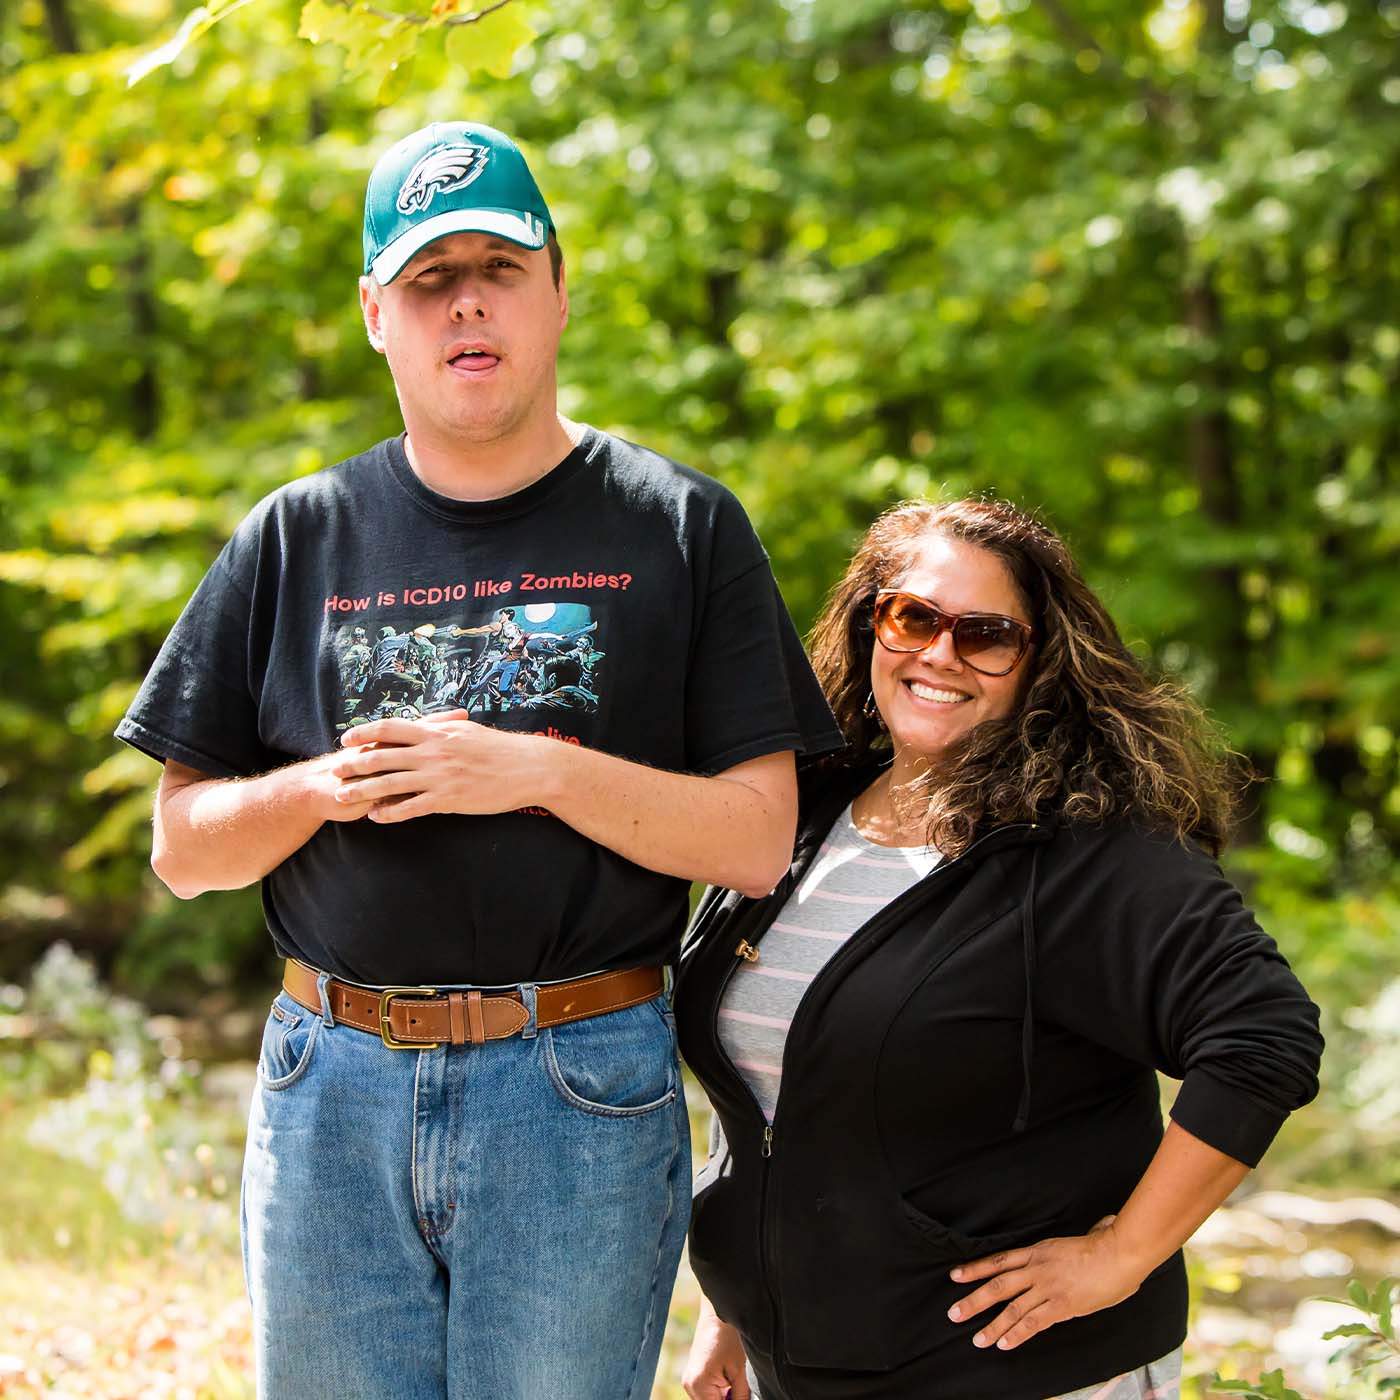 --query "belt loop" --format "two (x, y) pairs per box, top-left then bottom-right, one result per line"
(315, 971), (335, 1028)
(465, 989), (486, 1046)
(519, 983), (539, 1040)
